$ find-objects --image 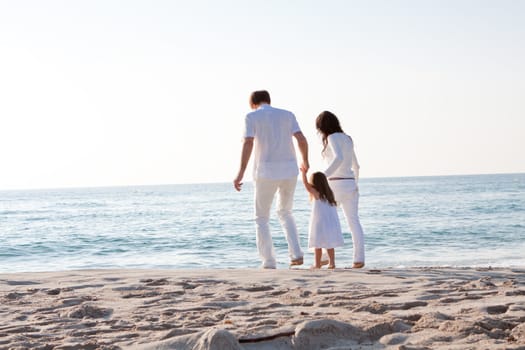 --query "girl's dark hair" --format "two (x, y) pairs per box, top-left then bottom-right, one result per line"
(315, 110), (344, 154)
(311, 172), (337, 206)
(250, 90), (271, 105)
